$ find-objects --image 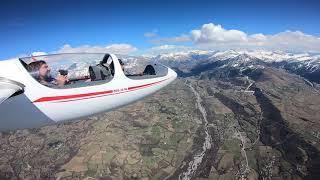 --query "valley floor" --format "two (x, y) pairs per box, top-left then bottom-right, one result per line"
(1, 67), (320, 180)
